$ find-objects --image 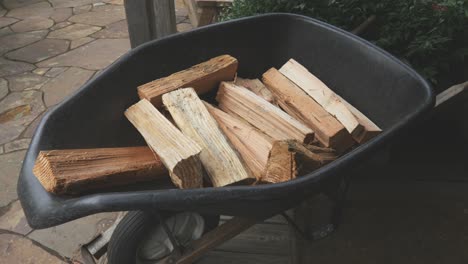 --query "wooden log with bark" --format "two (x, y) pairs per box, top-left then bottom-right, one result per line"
(279, 59), (367, 140)
(163, 88), (255, 187)
(138, 55), (238, 107)
(262, 68), (354, 150)
(33, 146), (167, 195)
(125, 99), (204, 189)
(216, 81), (315, 144)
